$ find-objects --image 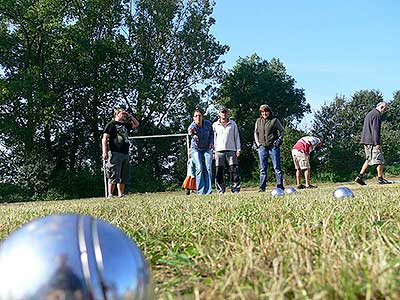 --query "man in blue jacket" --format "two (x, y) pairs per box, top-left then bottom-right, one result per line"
(355, 101), (392, 185)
